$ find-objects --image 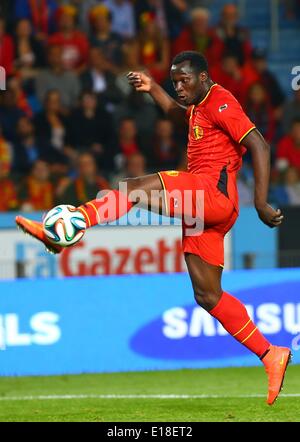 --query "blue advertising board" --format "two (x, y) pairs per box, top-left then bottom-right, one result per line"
(0, 269), (299, 376)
